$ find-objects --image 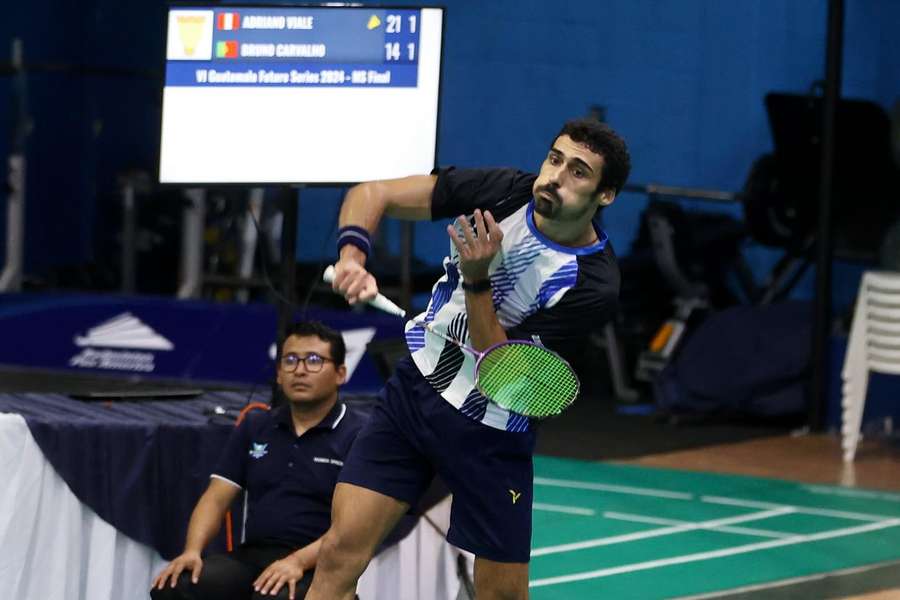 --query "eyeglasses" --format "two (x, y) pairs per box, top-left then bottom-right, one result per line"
(280, 353), (334, 373)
